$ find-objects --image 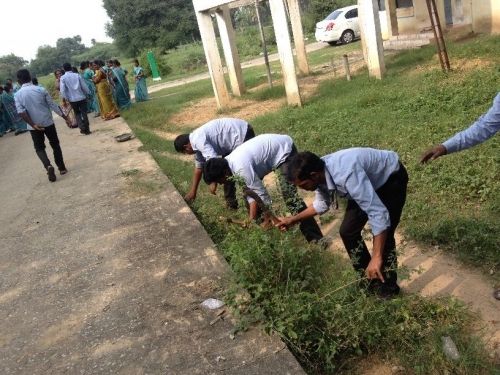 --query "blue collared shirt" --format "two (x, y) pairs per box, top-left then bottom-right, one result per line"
(443, 92), (500, 153)
(226, 134), (293, 205)
(190, 118), (249, 168)
(15, 83), (63, 129)
(59, 71), (90, 102)
(313, 148), (400, 236)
